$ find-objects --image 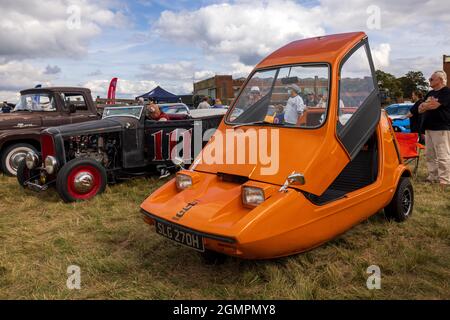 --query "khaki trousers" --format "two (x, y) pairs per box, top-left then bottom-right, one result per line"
(425, 130), (450, 185)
